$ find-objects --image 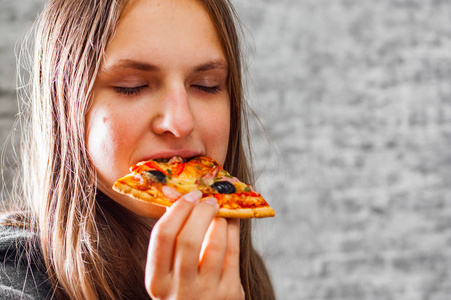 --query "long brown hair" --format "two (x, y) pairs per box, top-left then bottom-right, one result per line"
(13, 0), (275, 299)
